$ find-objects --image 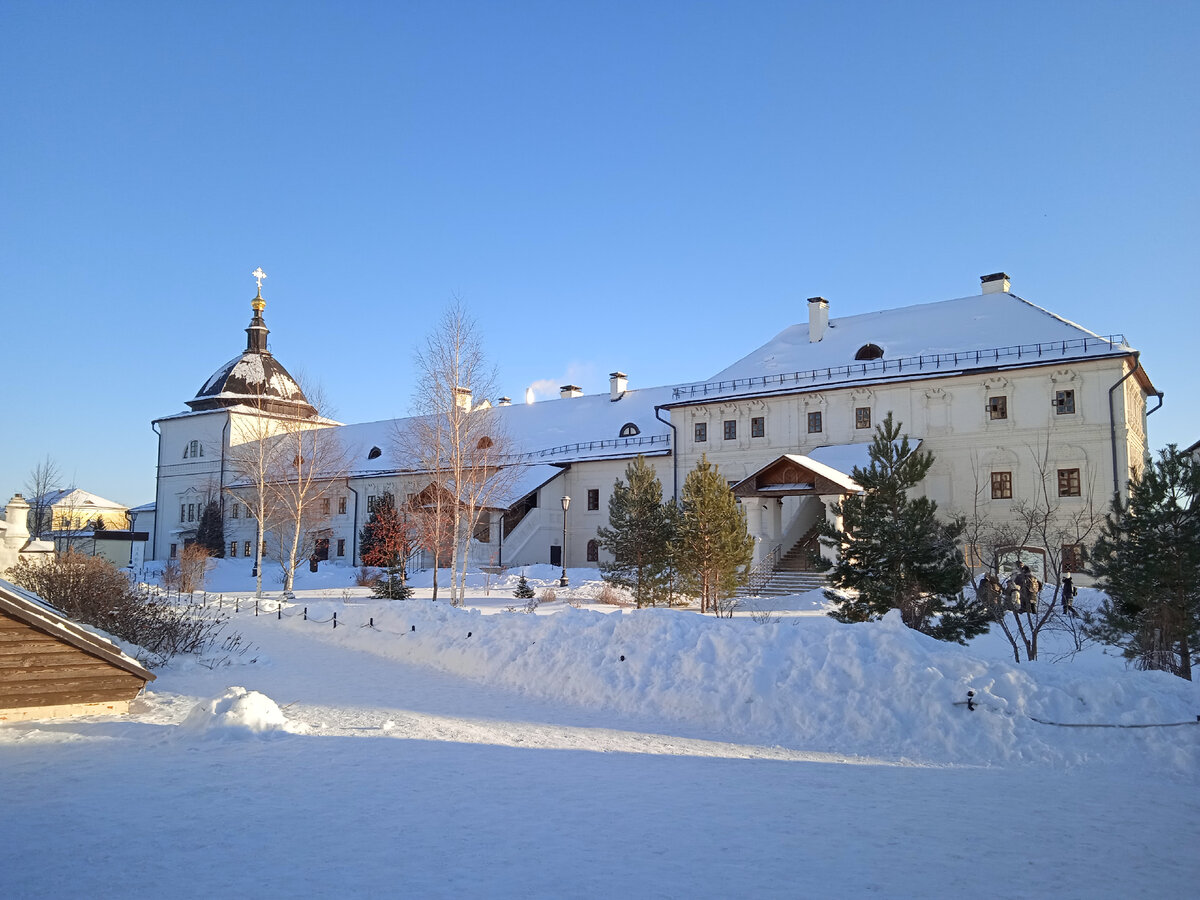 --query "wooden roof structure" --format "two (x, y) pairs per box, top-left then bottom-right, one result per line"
(731, 453), (862, 499)
(0, 577), (155, 723)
